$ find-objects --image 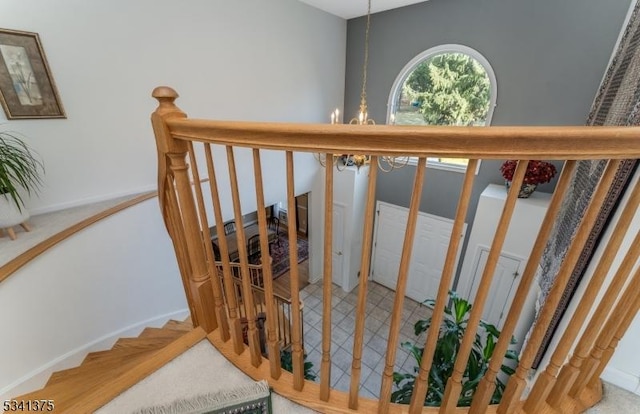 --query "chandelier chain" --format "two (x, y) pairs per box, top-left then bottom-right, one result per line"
(359, 0), (372, 114)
